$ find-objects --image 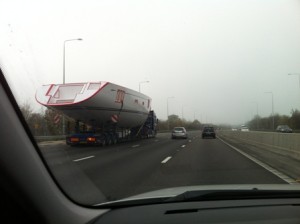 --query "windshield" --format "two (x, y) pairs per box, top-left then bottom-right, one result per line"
(1, 0), (300, 206)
